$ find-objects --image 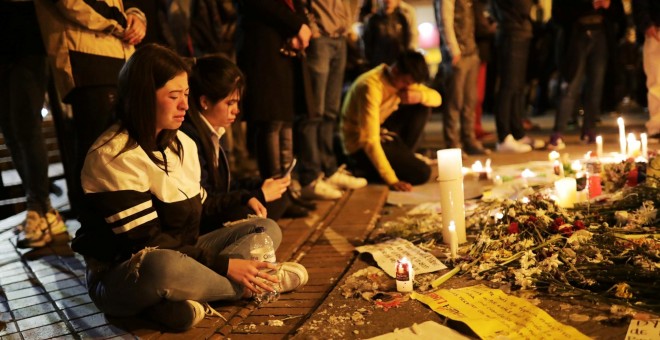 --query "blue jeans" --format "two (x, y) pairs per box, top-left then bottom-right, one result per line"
(0, 54), (51, 214)
(296, 36), (346, 186)
(86, 217), (282, 317)
(553, 27), (607, 137)
(494, 35), (531, 142)
(442, 53), (480, 148)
